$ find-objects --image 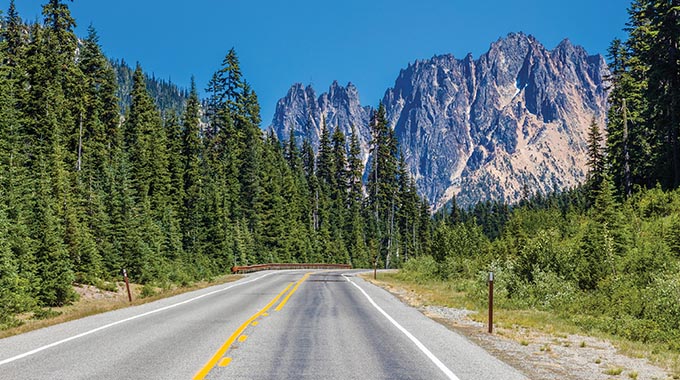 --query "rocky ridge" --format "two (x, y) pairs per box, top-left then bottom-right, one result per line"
(270, 33), (609, 209)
